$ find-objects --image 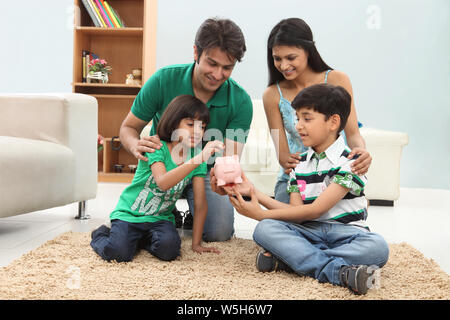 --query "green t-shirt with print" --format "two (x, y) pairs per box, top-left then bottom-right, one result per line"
(110, 141), (207, 224)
